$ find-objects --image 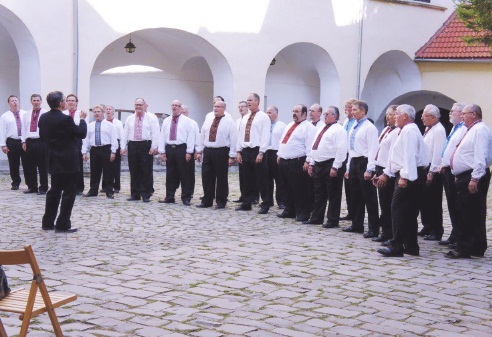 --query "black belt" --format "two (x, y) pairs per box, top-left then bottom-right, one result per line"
(455, 169), (472, 179)
(92, 144), (111, 148)
(205, 146), (228, 151)
(351, 156), (367, 160)
(282, 156), (306, 161)
(314, 158), (334, 165)
(129, 140), (151, 143)
(243, 146), (259, 151)
(26, 138), (42, 142)
(7, 137), (21, 142)
(166, 143), (186, 148)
